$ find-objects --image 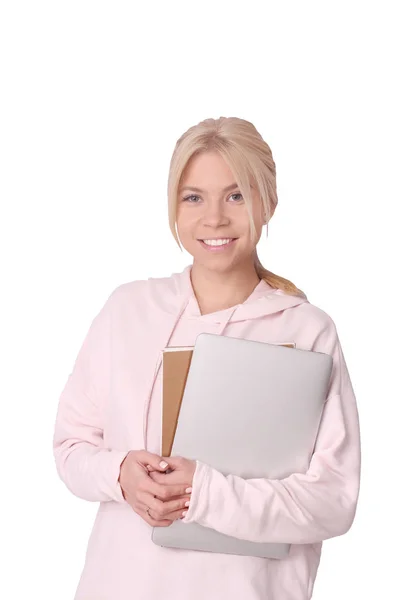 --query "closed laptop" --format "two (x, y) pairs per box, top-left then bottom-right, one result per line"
(152, 333), (333, 559)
